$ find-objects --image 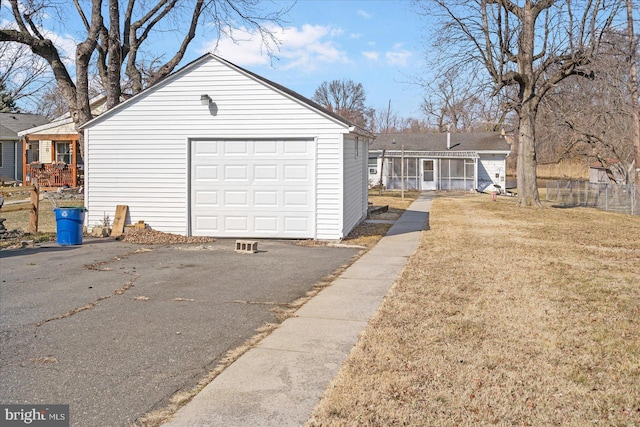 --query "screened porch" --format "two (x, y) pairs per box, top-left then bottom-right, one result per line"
(382, 151), (479, 191)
